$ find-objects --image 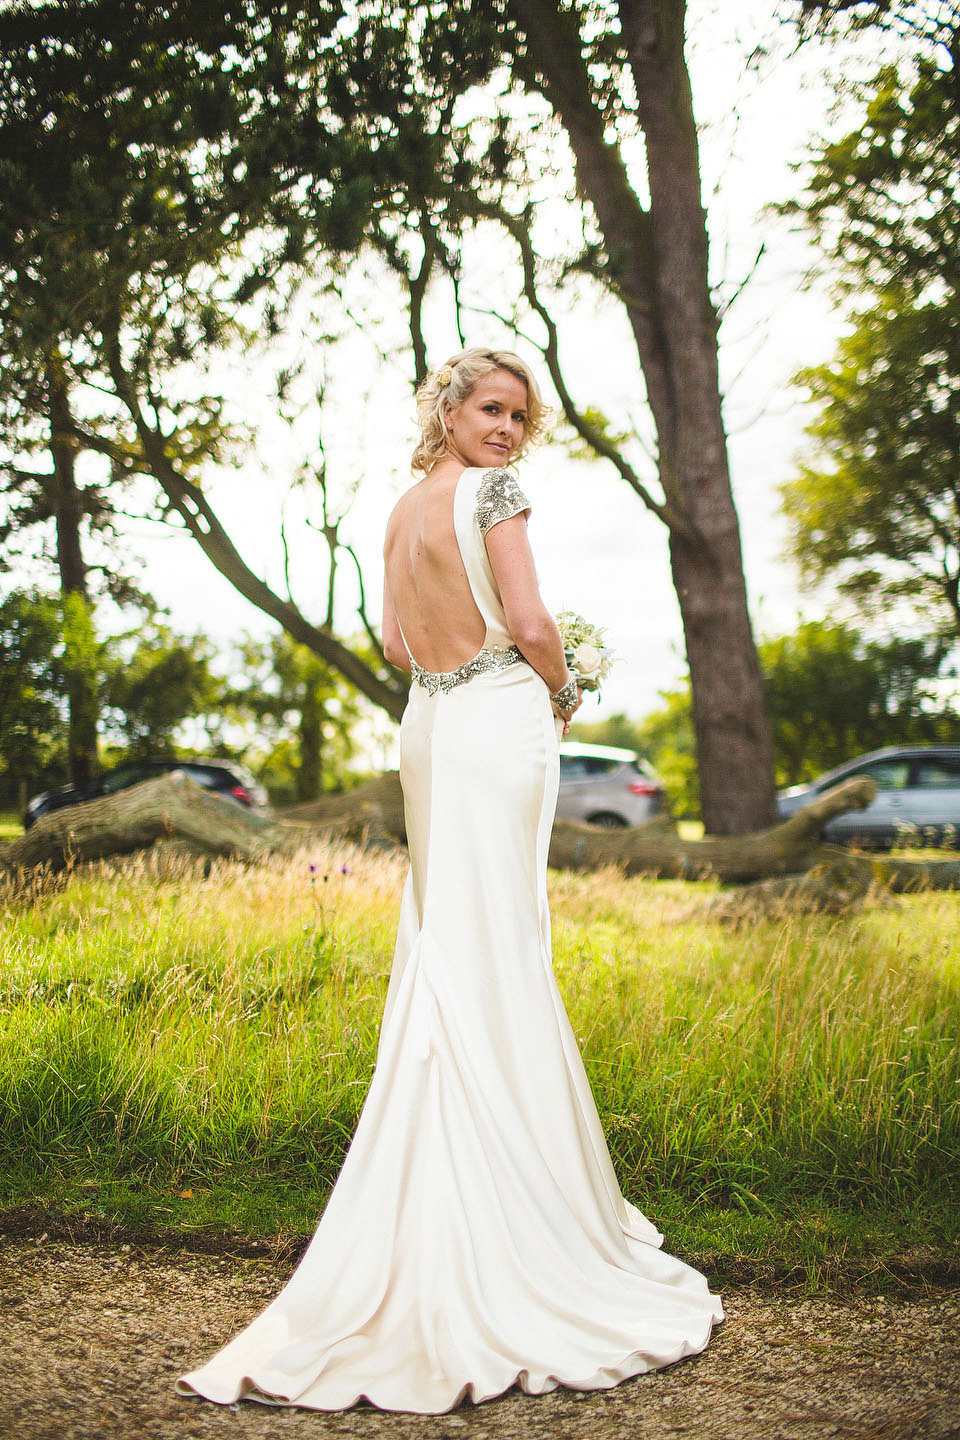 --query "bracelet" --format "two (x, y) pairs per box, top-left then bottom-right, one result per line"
(550, 675), (579, 711)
